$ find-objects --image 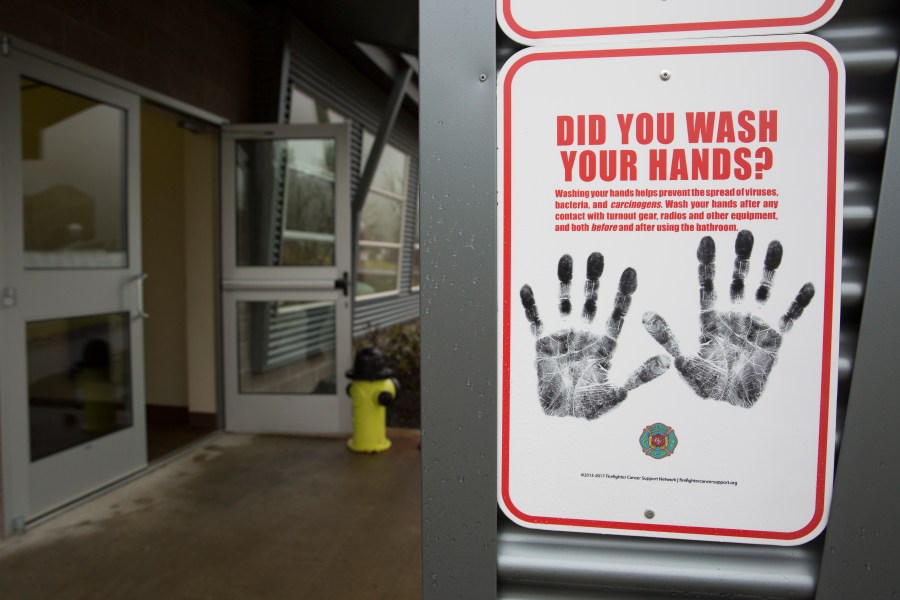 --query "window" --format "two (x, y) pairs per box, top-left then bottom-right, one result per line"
(288, 86), (414, 299)
(289, 88), (346, 124)
(356, 131), (410, 298)
(235, 138), (337, 267)
(411, 194), (420, 291)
